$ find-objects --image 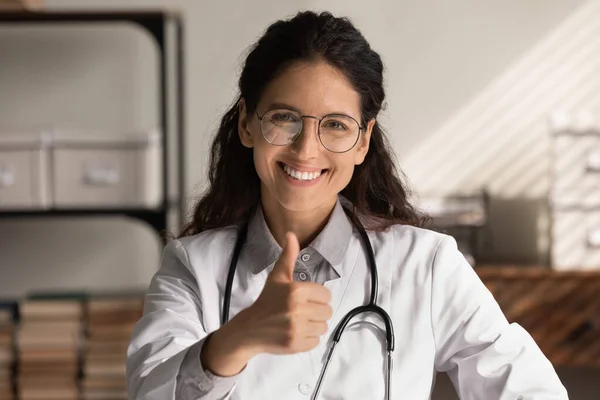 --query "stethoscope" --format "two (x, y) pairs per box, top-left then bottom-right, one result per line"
(221, 206), (395, 399)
